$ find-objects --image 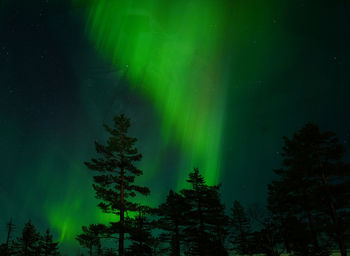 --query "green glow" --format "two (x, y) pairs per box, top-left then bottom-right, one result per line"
(47, 0), (286, 247)
(73, 0), (230, 189)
